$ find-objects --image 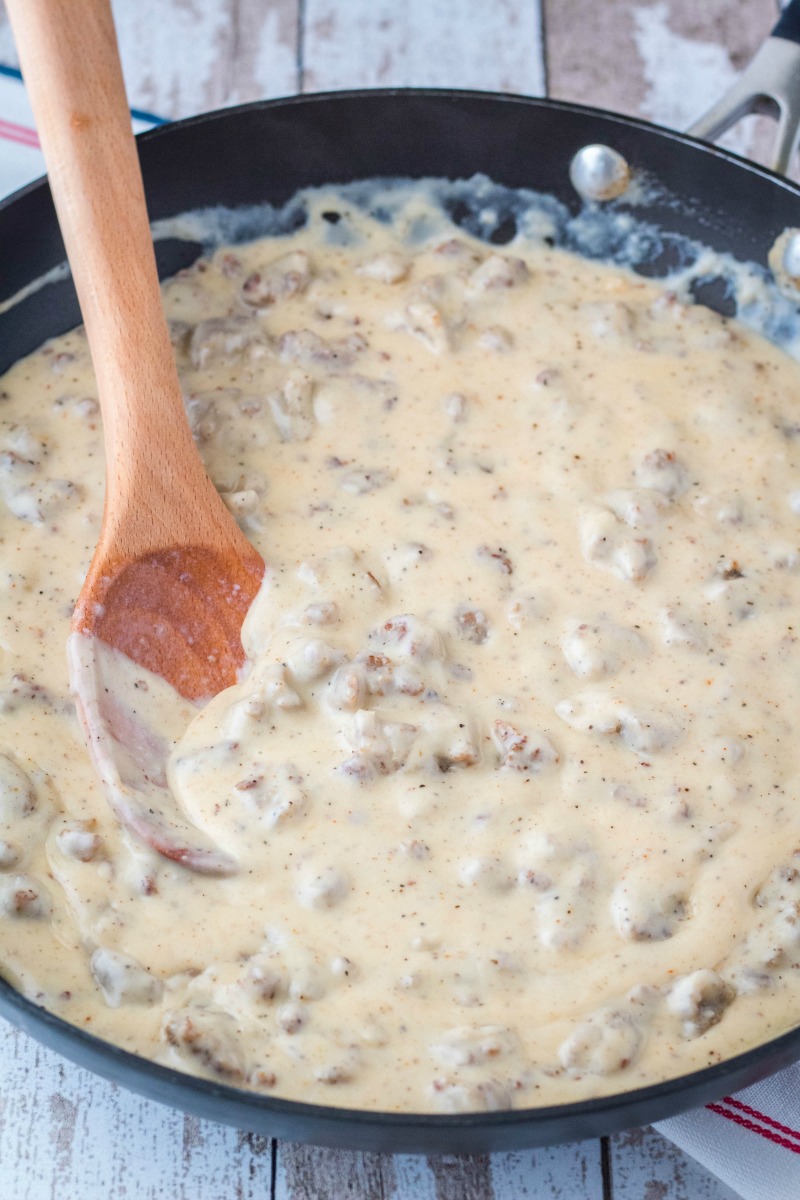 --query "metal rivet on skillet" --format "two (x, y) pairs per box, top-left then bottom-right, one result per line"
(569, 144), (631, 202)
